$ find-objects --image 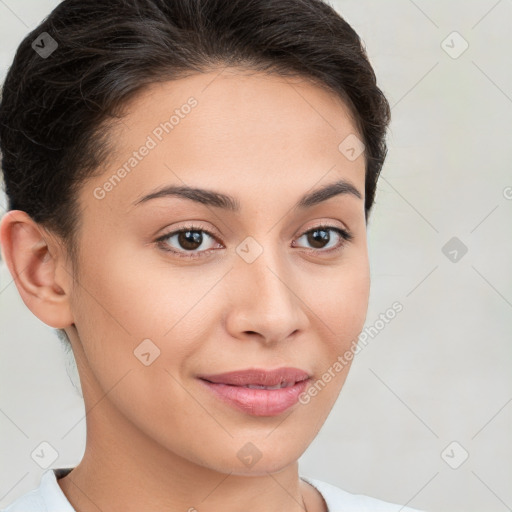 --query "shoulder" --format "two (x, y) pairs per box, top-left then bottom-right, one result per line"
(300, 475), (424, 512)
(1, 469), (75, 512)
